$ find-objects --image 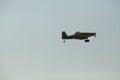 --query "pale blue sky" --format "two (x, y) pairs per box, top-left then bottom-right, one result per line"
(0, 0), (120, 80)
